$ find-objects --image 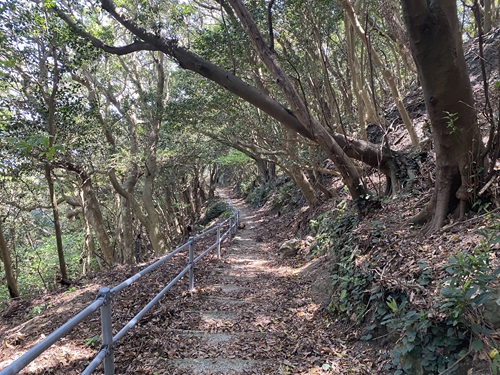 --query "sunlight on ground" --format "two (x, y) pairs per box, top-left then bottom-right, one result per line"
(0, 340), (94, 374)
